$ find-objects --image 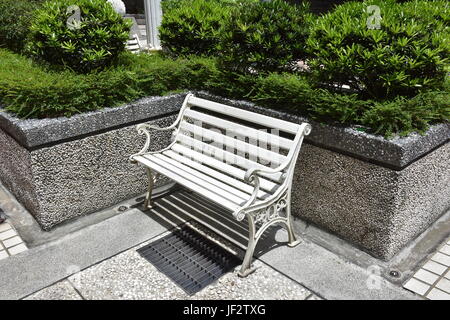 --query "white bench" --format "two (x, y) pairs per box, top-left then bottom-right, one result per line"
(130, 94), (311, 277)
